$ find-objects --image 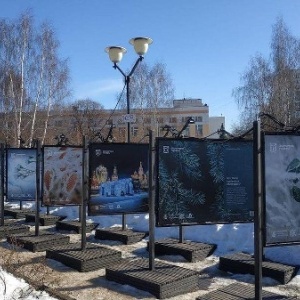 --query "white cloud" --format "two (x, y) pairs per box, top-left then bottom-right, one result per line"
(73, 78), (123, 107)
